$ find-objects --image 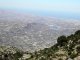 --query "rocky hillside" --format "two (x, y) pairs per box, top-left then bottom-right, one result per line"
(0, 30), (80, 60)
(26, 30), (80, 60)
